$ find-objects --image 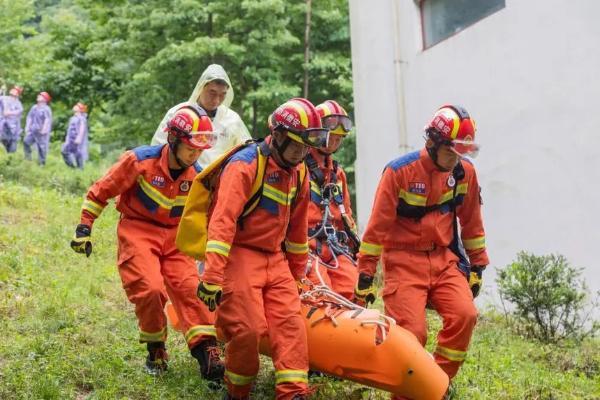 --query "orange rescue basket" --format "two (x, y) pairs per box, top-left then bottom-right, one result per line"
(166, 286), (448, 399)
